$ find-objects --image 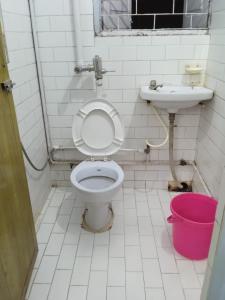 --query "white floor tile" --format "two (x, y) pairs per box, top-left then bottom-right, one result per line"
(147, 194), (161, 209)
(57, 244), (77, 269)
(94, 232), (109, 245)
(143, 259), (163, 288)
(150, 209), (165, 226)
(28, 187), (207, 300)
(110, 215), (124, 234)
(59, 199), (74, 215)
(52, 215), (70, 234)
(126, 272), (145, 300)
(74, 198), (85, 208)
(184, 288), (201, 300)
(193, 260), (207, 274)
(140, 235), (157, 258)
(197, 274), (205, 287)
(138, 216), (153, 235)
(107, 287), (126, 300)
(112, 201), (124, 215)
(34, 244), (46, 269)
(37, 223), (54, 244)
(125, 225), (139, 245)
(45, 233), (64, 256)
(109, 234), (125, 257)
(42, 207), (59, 223)
(177, 260), (200, 288)
(91, 245), (108, 270)
(26, 269), (37, 299)
(108, 258), (125, 286)
(136, 201), (149, 216)
(153, 226), (172, 248)
(87, 271), (107, 300)
(48, 270), (72, 300)
(77, 234), (94, 257)
(28, 284), (50, 300)
(49, 192), (64, 207)
(70, 207), (83, 224)
(157, 247), (178, 273)
(64, 223), (81, 245)
(135, 190), (148, 202)
(68, 286), (87, 300)
(71, 257), (91, 285)
(162, 274), (185, 300)
(125, 246), (142, 271)
(35, 256), (58, 284)
(124, 194), (136, 208)
(145, 288), (165, 300)
(124, 209), (138, 226)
